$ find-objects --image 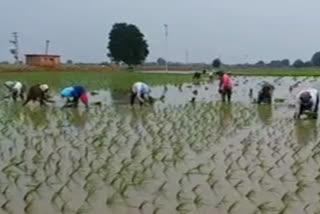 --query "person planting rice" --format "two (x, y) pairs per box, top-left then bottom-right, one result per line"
(217, 71), (233, 102)
(4, 81), (26, 101)
(257, 82), (275, 104)
(249, 88), (253, 99)
(209, 72), (214, 80)
(130, 82), (153, 106)
(193, 72), (202, 80)
(61, 86), (89, 108)
(23, 84), (53, 106)
(294, 88), (319, 119)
